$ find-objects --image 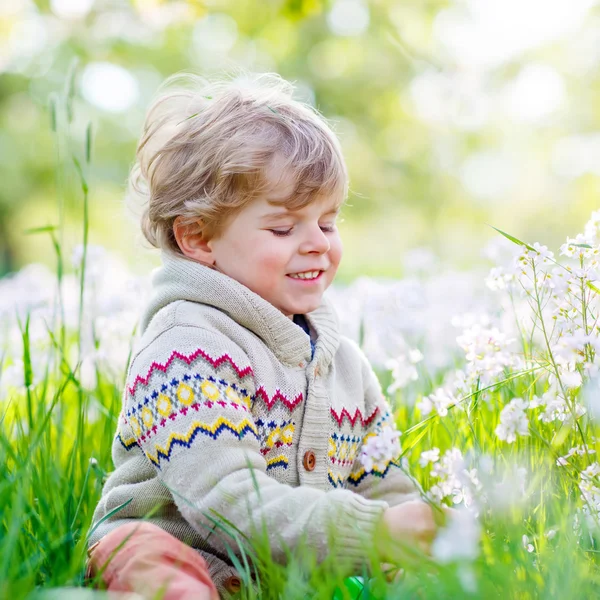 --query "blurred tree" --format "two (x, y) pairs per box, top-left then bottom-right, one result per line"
(1, 0), (600, 278)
